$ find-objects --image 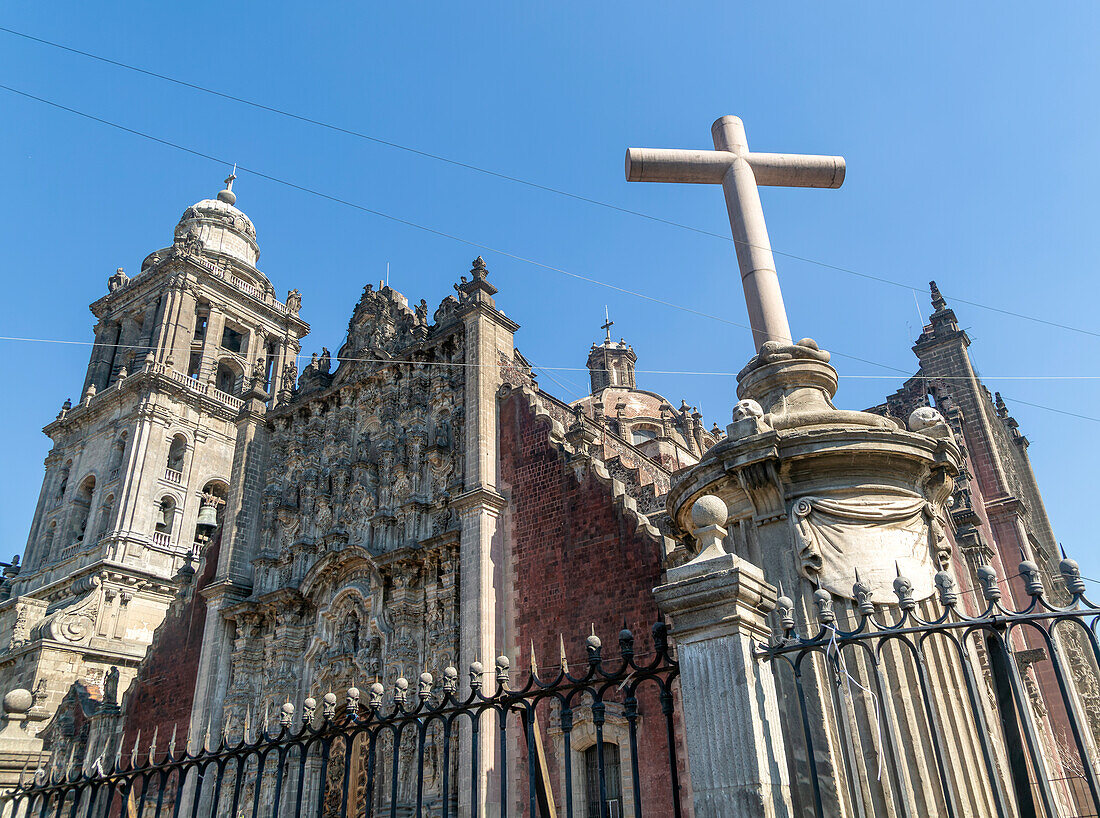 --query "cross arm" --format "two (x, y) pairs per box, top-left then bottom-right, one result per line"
(625, 147), (844, 189)
(747, 153), (845, 189)
(625, 148), (734, 183)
